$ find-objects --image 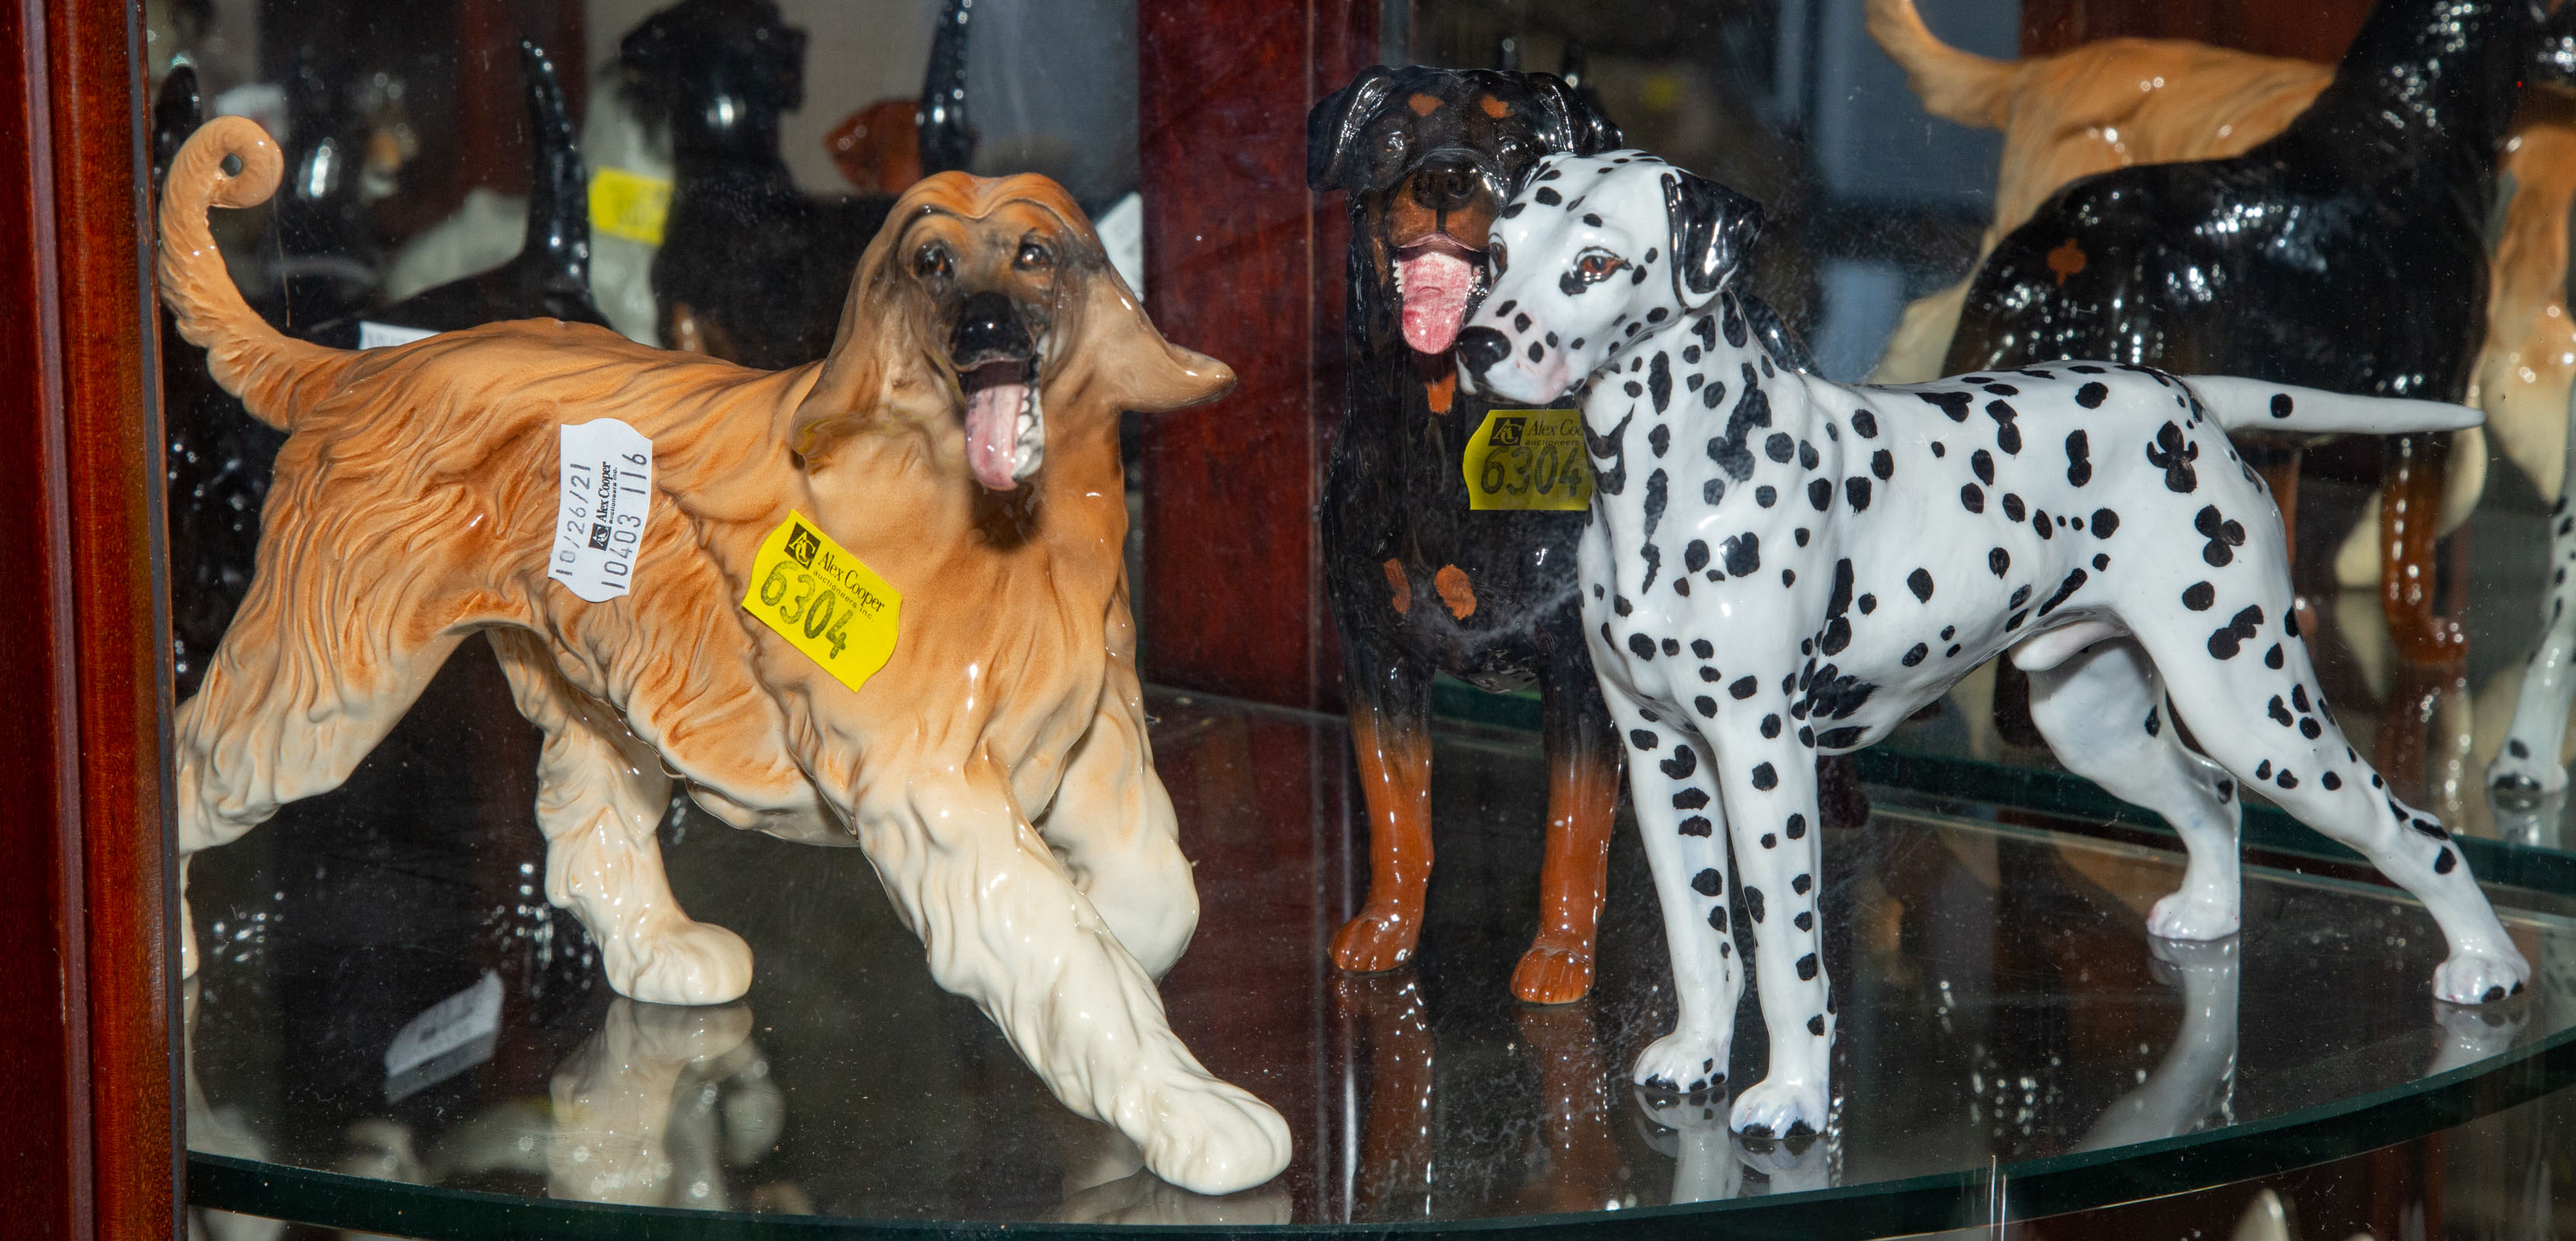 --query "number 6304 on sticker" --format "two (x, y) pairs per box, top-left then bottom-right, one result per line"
(741, 512), (903, 693)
